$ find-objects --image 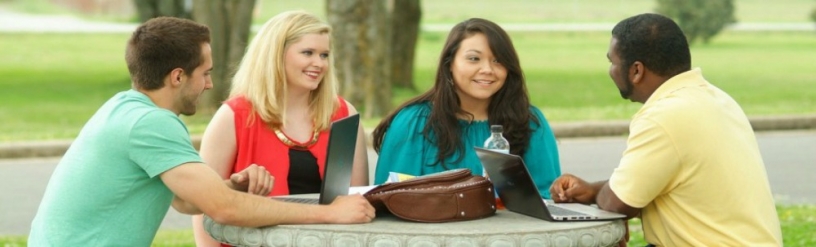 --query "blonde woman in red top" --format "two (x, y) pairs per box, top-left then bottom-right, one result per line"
(192, 11), (370, 246)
